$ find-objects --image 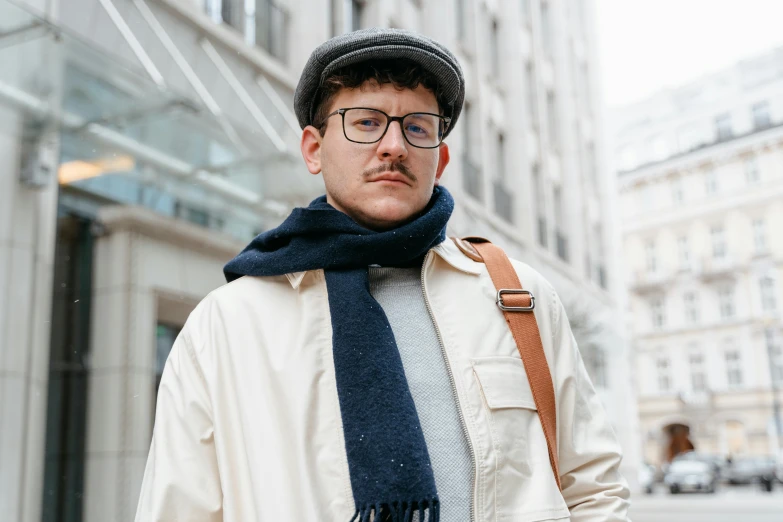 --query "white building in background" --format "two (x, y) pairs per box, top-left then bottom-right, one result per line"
(614, 46), (783, 467)
(0, 1), (637, 521)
